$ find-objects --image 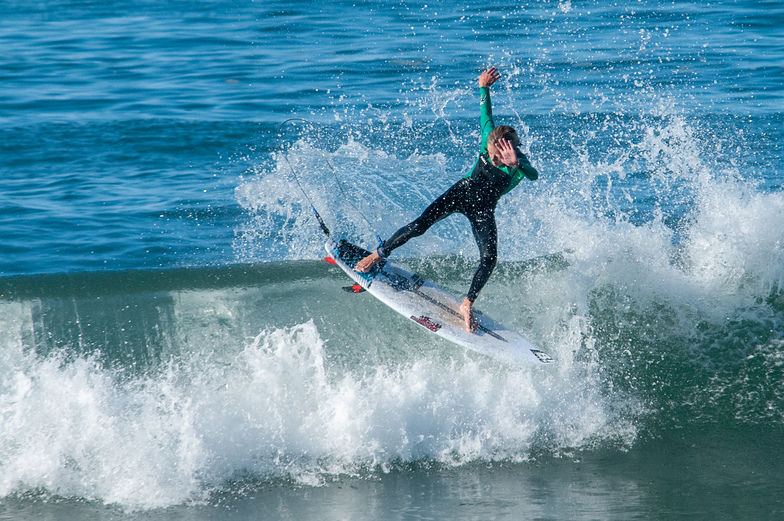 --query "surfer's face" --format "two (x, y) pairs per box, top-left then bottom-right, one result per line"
(487, 132), (520, 166)
(487, 142), (502, 166)
(487, 141), (513, 166)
